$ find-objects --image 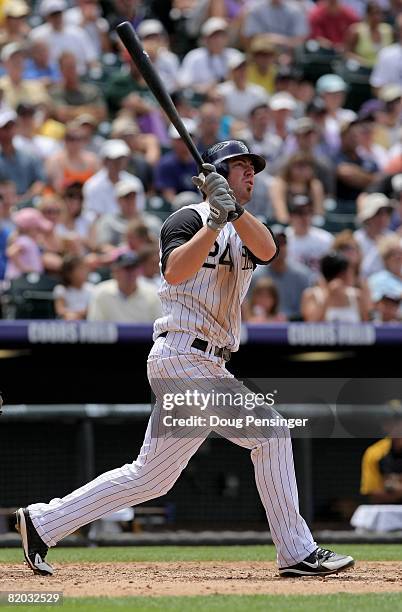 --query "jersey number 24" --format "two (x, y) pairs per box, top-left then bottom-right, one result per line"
(202, 241), (233, 270)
